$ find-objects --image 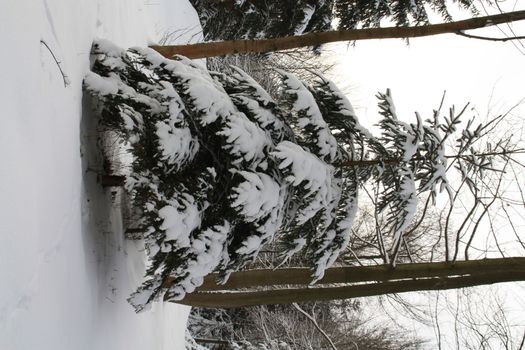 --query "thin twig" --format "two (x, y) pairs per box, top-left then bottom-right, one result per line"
(292, 303), (338, 350)
(464, 161), (509, 260)
(456, 30), (525, 42)
(40, 40), (70, 87)
(518, 329), (525, 350)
